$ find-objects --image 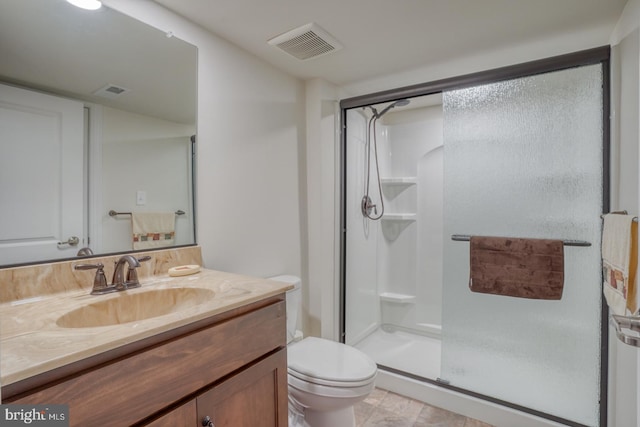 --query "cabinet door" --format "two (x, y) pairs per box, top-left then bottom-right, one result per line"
(197, 349), (288, 427)
(144, 400), (197, 427)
